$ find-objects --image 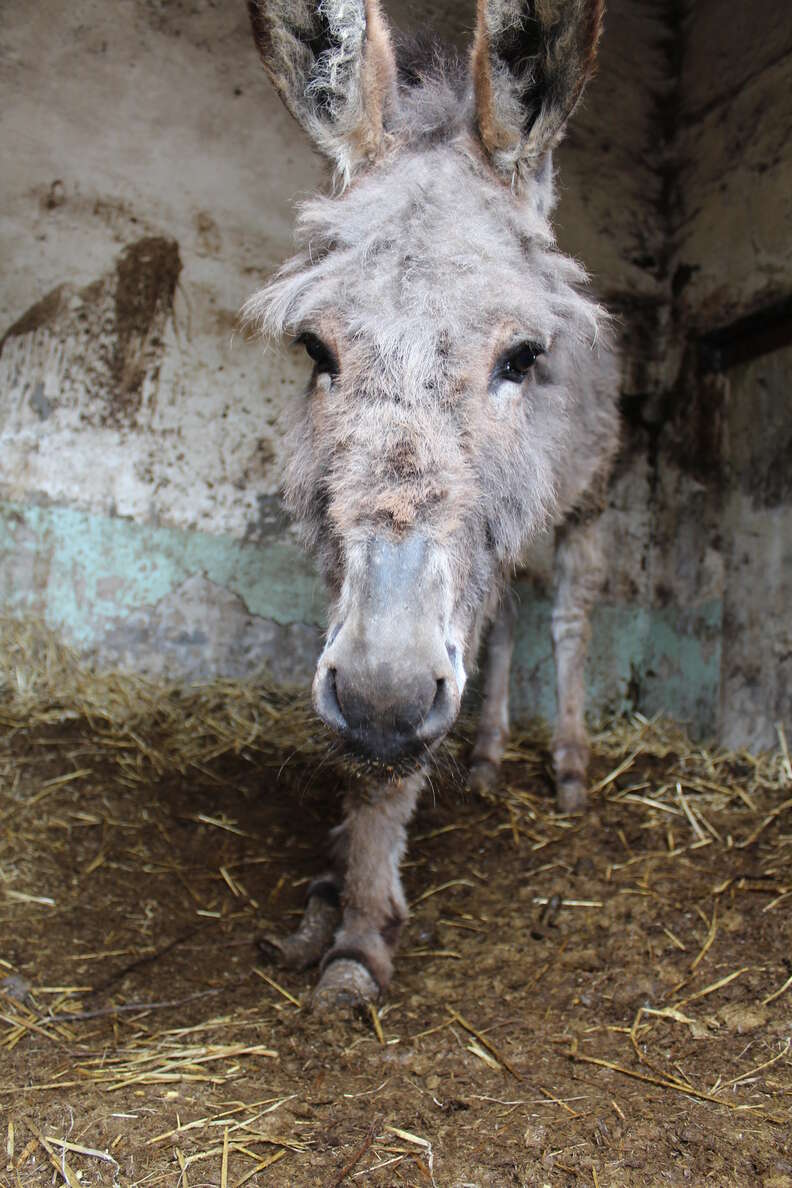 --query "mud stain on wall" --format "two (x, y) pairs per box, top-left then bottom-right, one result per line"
(1, 286), (69, 344)
(112, 237), (181, 417)
(0, 235), (181, 431)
